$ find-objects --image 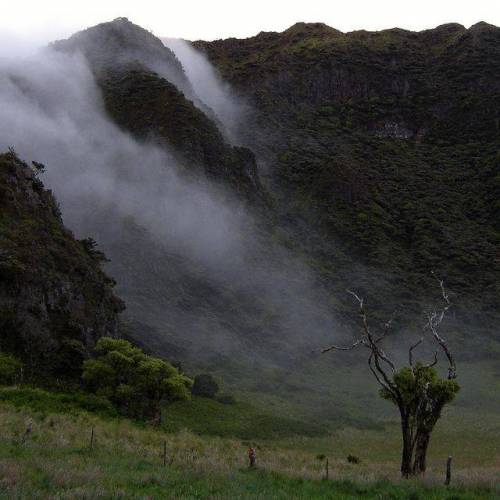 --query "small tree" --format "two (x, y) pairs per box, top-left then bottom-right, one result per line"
(322, 275), (459, 477)
(82, 338), (192, 419)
